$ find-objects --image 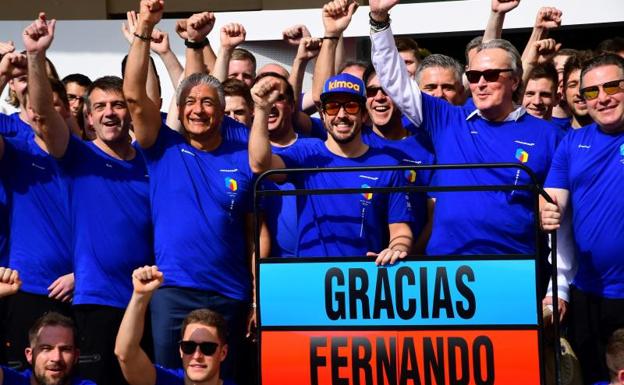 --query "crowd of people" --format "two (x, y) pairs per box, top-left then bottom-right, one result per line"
(0, 0), (623, 383)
